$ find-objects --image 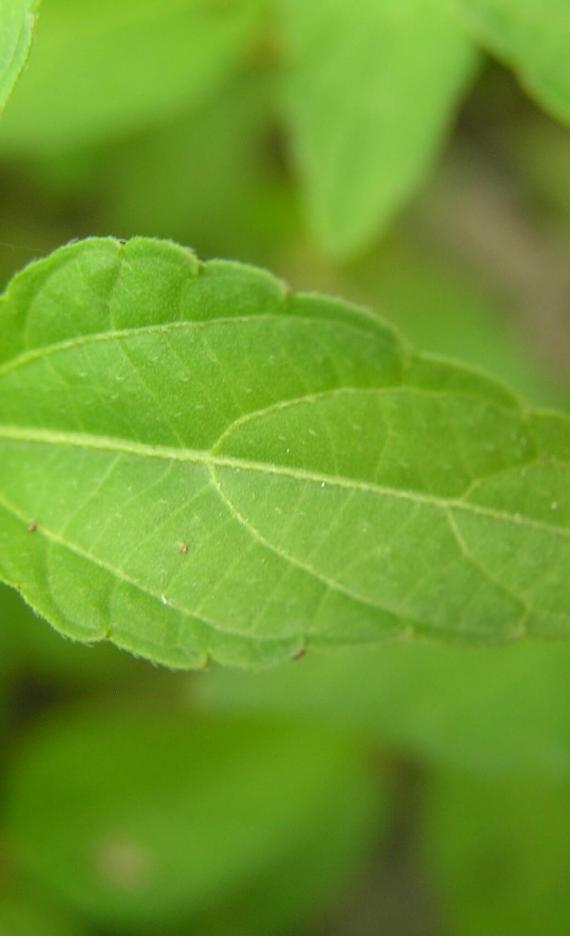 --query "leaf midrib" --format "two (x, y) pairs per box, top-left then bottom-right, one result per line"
(0, 424), (567, 540)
